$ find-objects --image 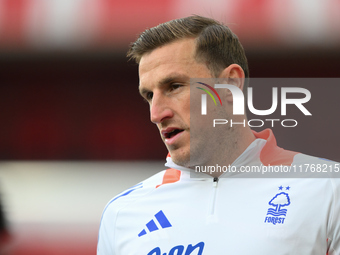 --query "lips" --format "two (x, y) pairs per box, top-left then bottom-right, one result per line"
(161, 127), (184, 146)
(162, 128), (184, 139)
